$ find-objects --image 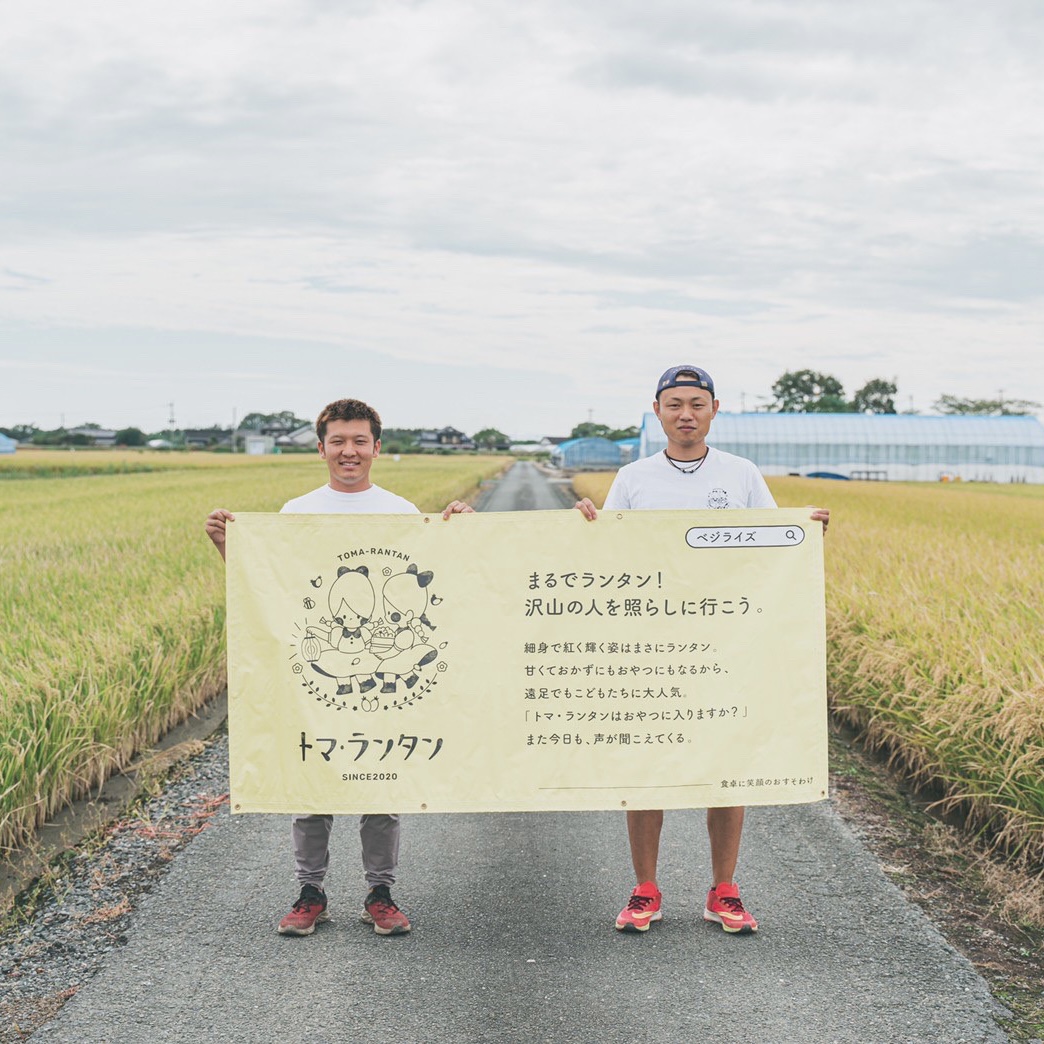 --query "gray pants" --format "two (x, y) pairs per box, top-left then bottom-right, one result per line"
(291, 813), (400, 891)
